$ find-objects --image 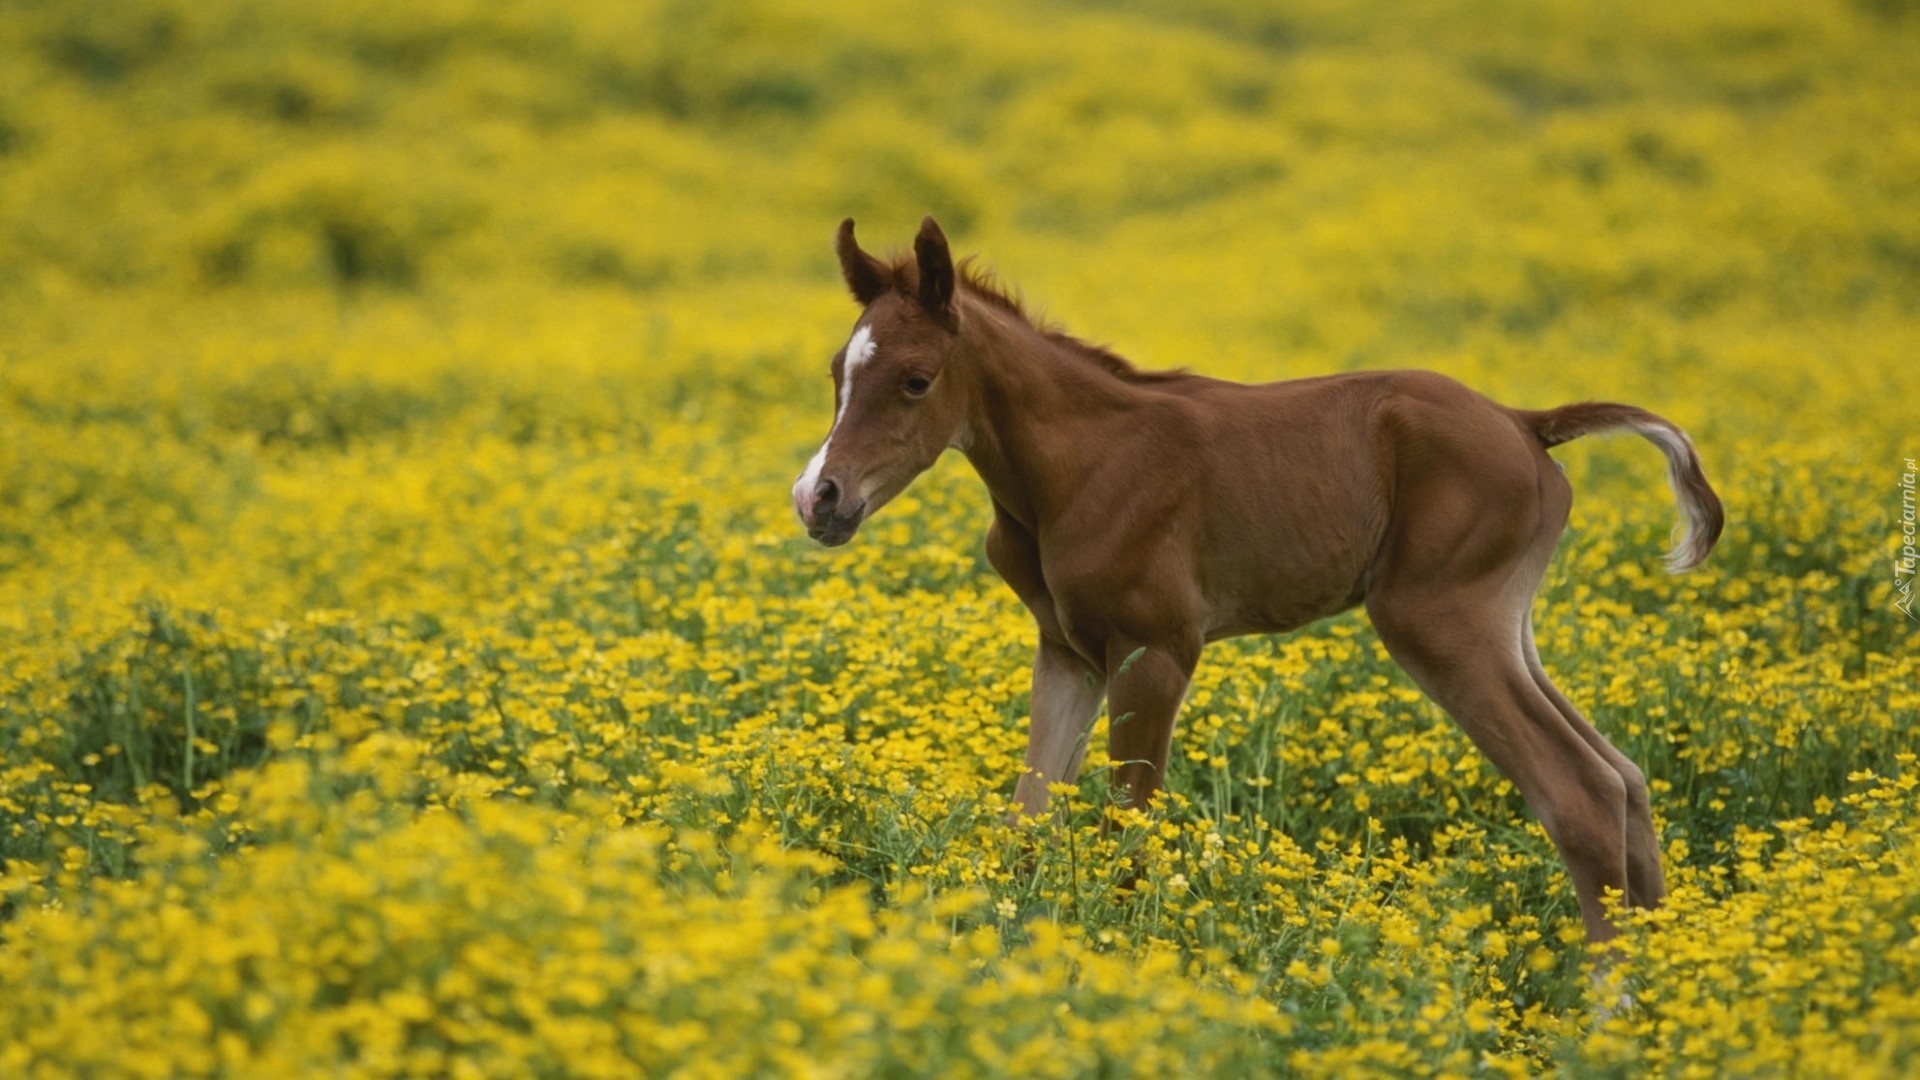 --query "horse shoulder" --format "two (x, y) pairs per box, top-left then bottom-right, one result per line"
(1040, 504), (1208, 659)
